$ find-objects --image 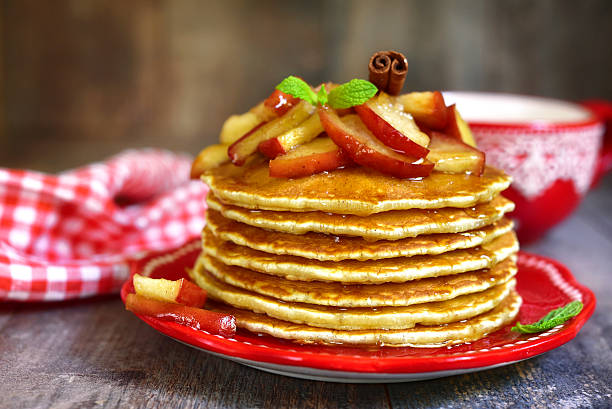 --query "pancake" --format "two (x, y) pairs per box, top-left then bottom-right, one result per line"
(205, 211), (513, 261)
(207, 194), (515, 240)
(202, 159), (512, 215)
(197, 253), (517, 307)
(202, 229), (519, 283)
(189, 266), (515, 330)
(206, 291), (522, 347)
